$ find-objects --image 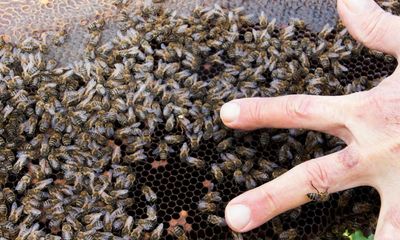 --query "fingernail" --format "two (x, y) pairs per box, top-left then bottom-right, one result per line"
(220, 102), (240, 123)
(225, 204), (251, 231)
(342, 0), (371, 14)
